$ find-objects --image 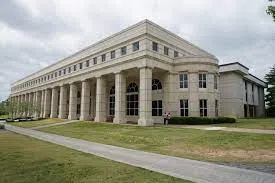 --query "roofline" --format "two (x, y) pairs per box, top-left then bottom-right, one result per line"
(248, 73), (267, 85)
(219, 62), (249, 70)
